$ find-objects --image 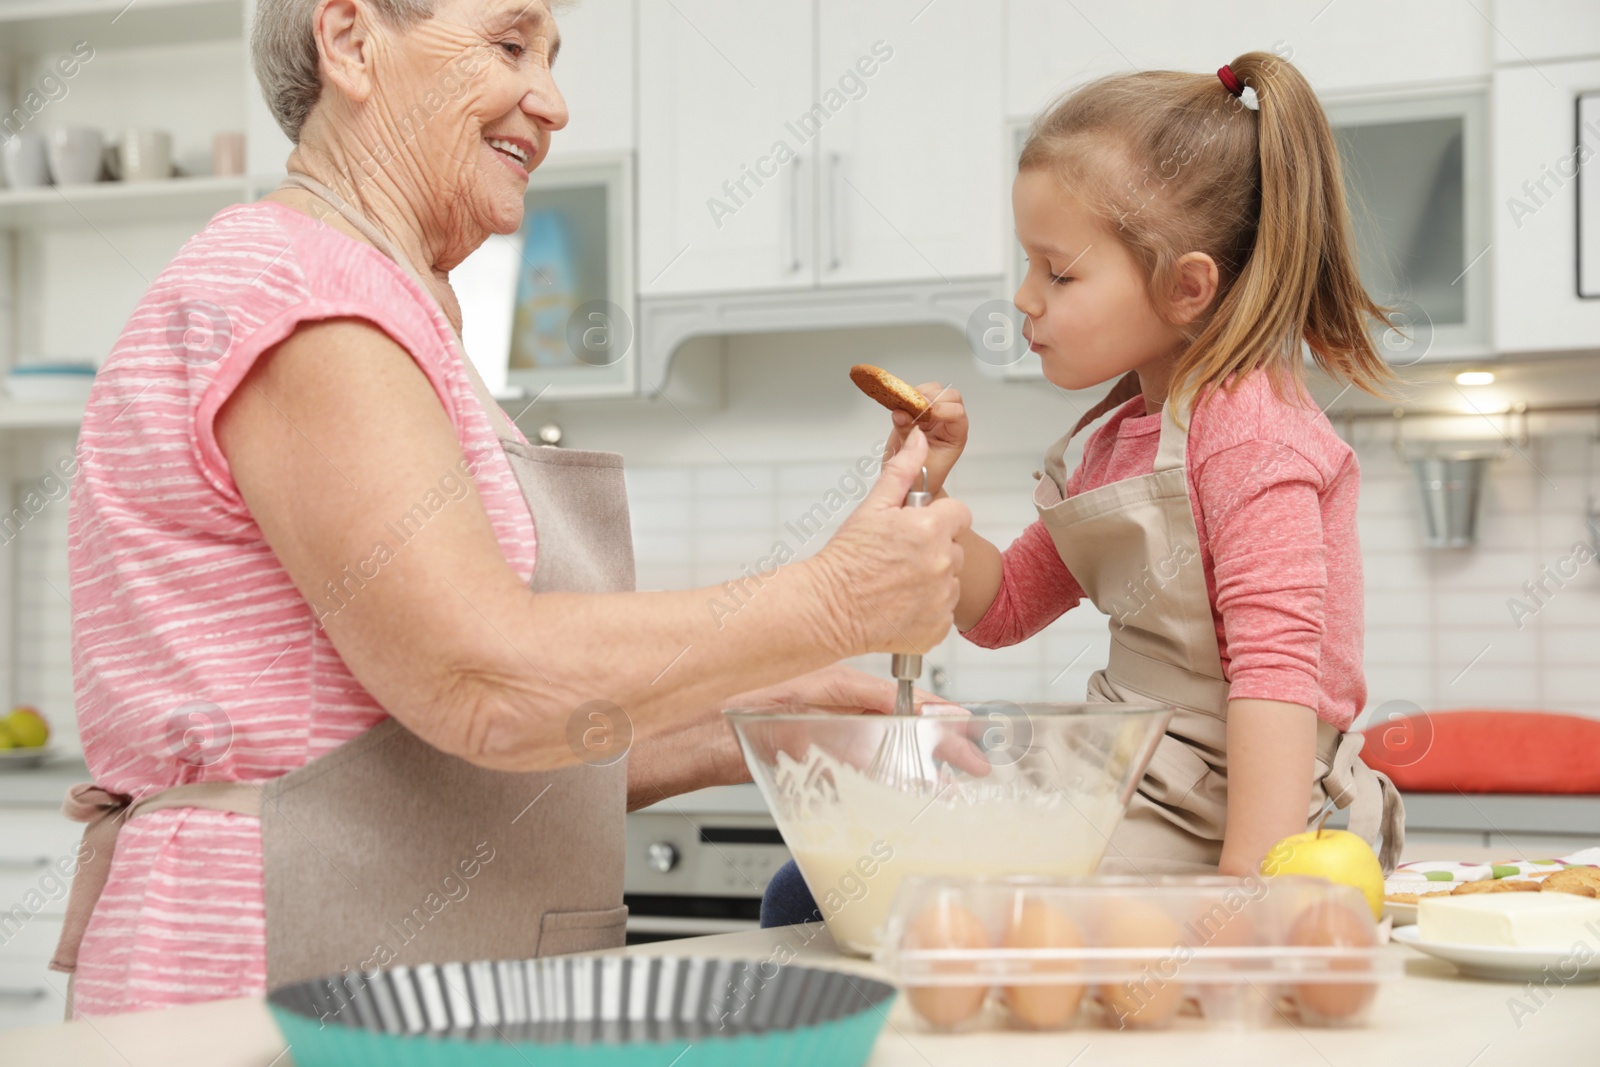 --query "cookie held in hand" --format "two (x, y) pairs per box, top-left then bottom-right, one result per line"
(850, 364), (928, 418)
